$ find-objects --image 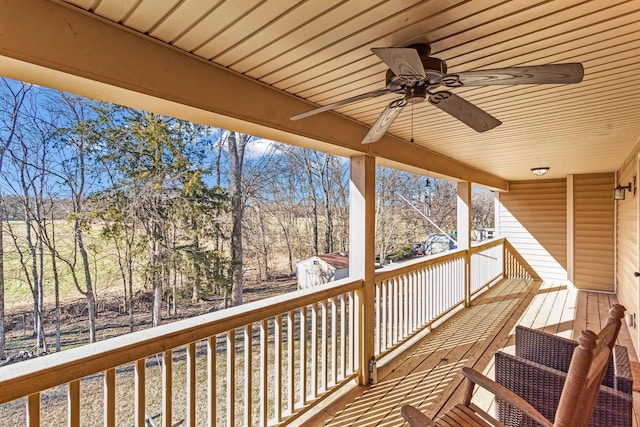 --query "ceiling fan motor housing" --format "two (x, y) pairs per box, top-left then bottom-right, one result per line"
(385, 56), (447, 91)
